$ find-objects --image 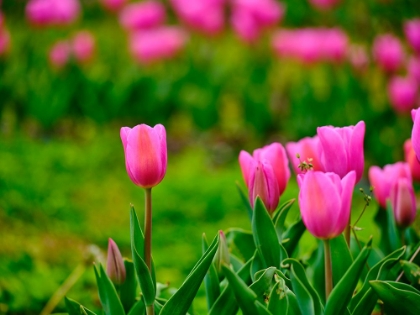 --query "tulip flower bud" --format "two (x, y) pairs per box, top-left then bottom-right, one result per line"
(411, 109), (420, 162)
(388, 76), (418, 113)
(368, 162), (412, 209)
(120, 124), (167, 189)
(286, 136), (324, 175)
(372, 34), (404, 73)
(317, 121), (365, 183)
(298, 171), (356, 239)
(214, 230), (230, 272)
(390, 178), (417, 228)
(404, 139), (420, 182)
(106, 238), (126, 285)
